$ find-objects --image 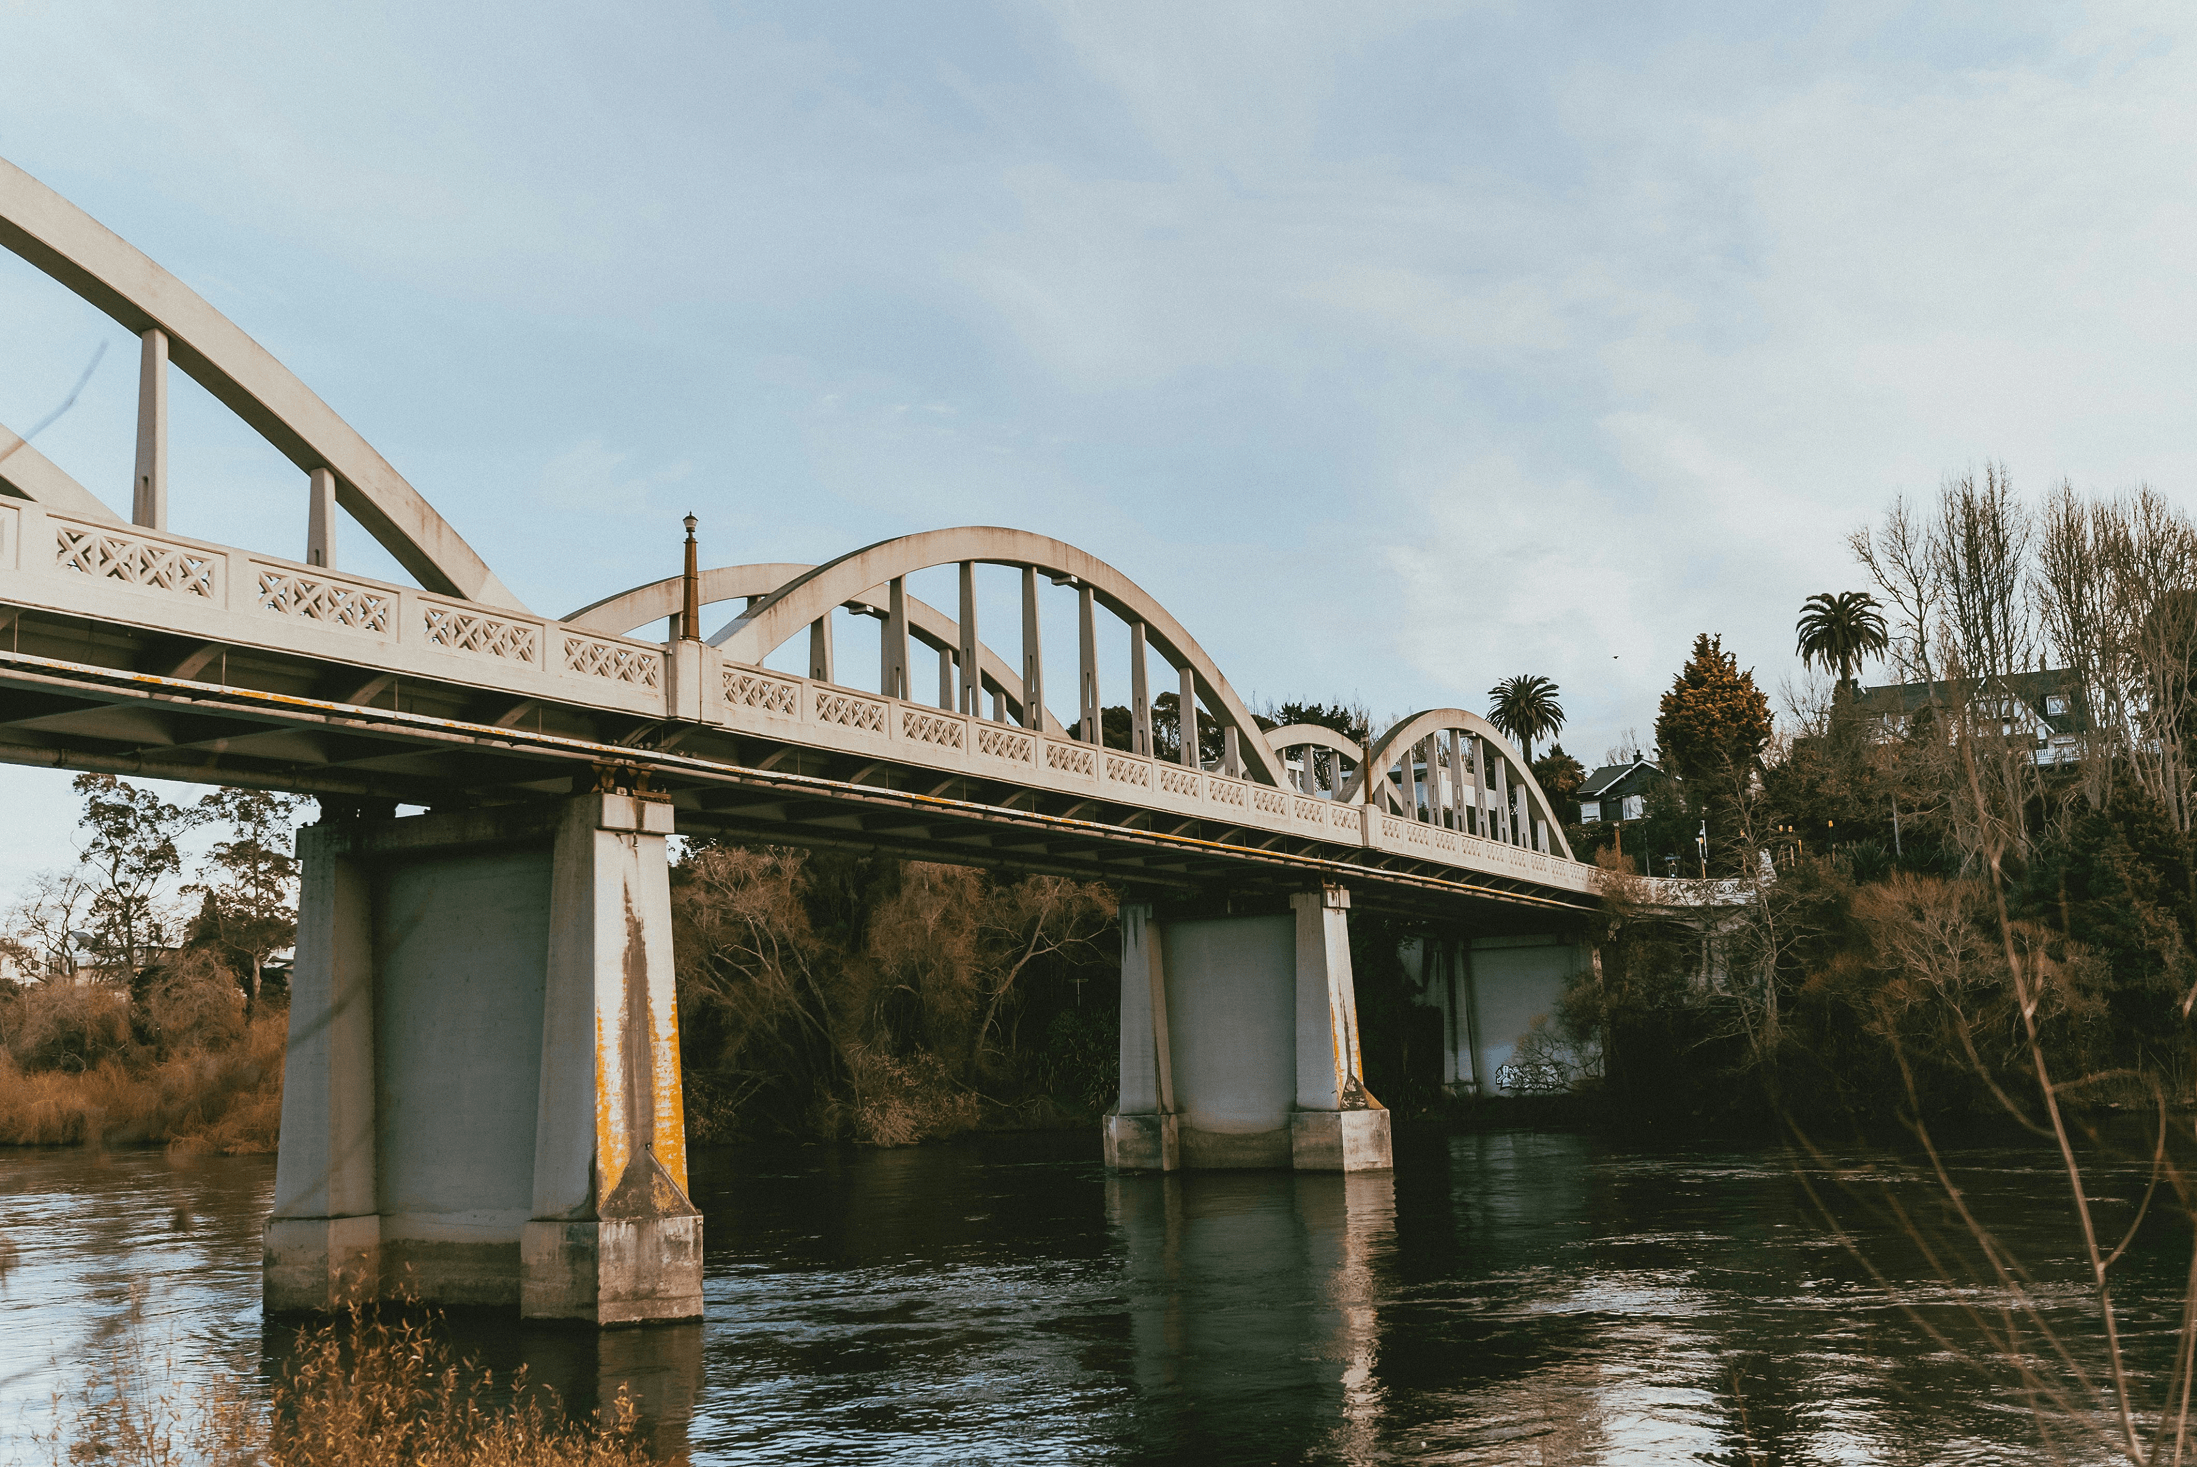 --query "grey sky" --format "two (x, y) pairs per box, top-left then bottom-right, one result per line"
(2, 2), (2192, 890)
